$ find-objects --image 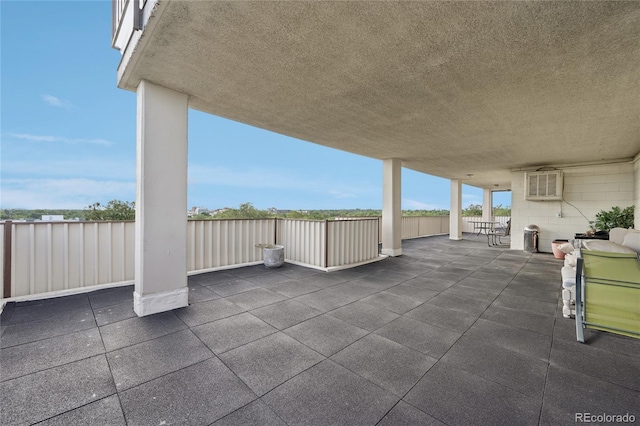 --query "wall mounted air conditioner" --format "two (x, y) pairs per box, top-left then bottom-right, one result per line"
(525, 171), (563, 201)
